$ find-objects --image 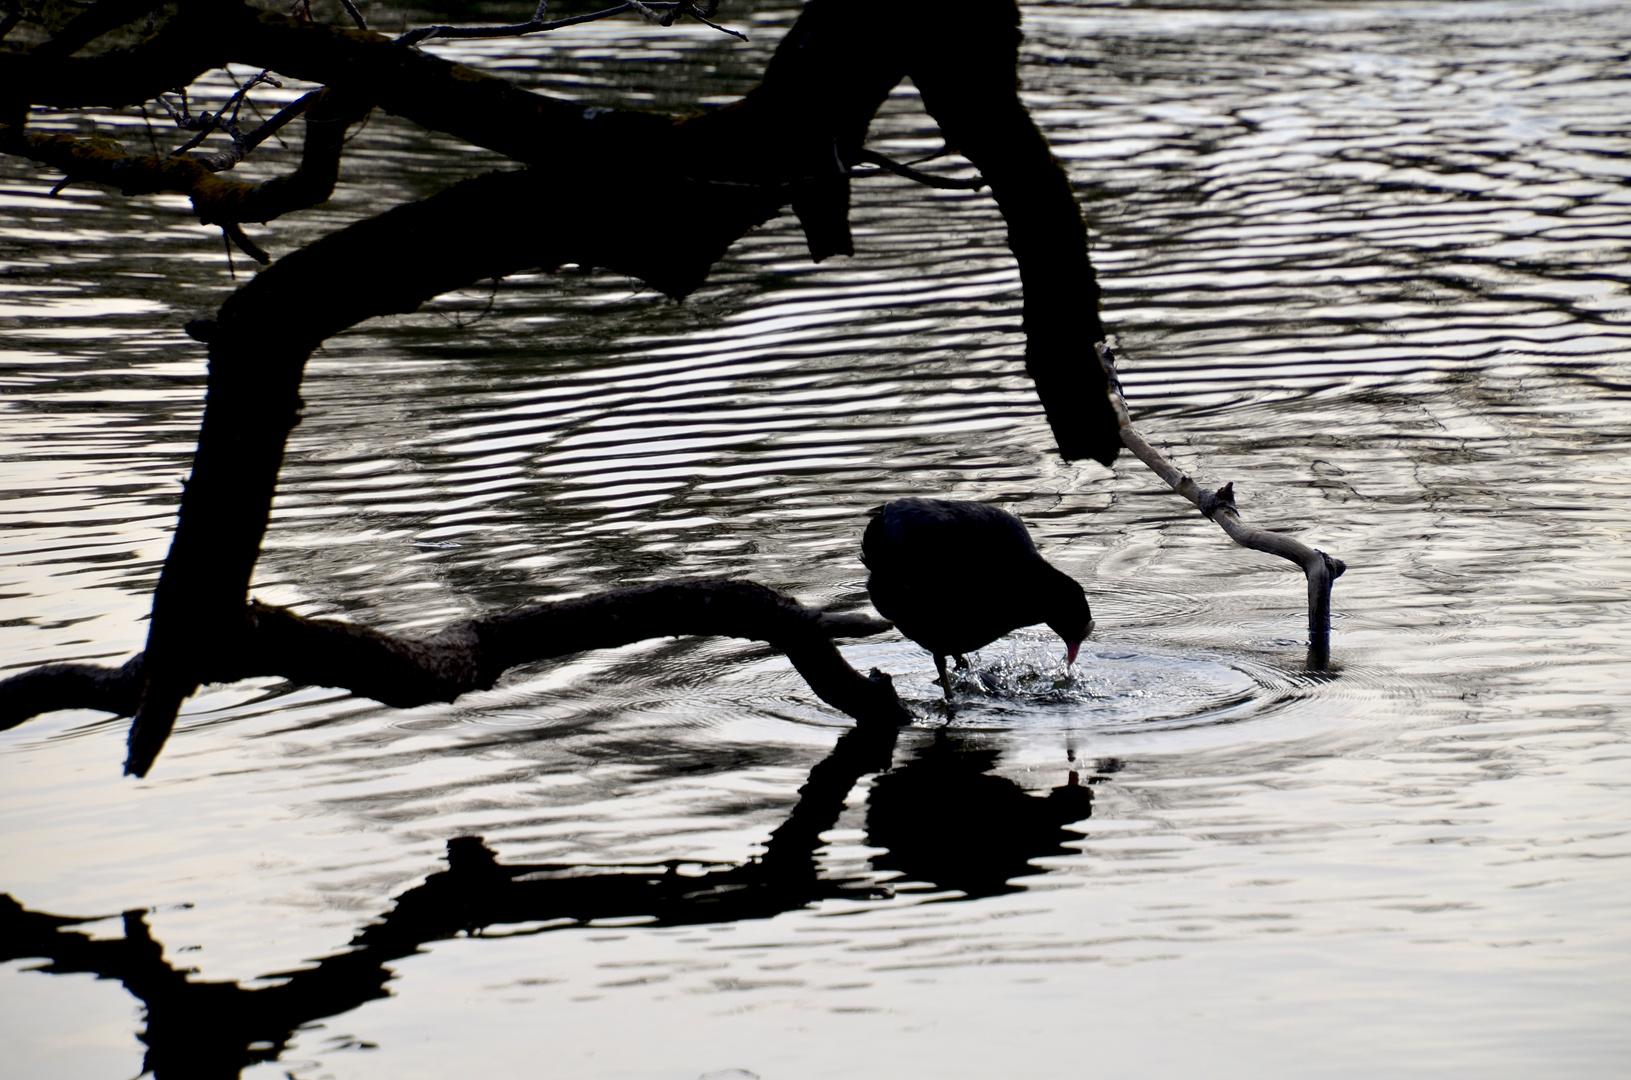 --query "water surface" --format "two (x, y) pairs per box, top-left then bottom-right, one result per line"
(3, 1), (1630, 1077)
